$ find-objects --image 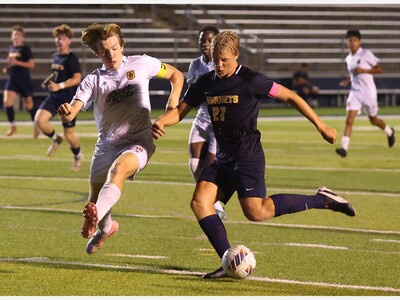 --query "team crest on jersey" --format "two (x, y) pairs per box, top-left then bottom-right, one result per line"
(126, 70), (135, 80)
(134, 146), (144, 153)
